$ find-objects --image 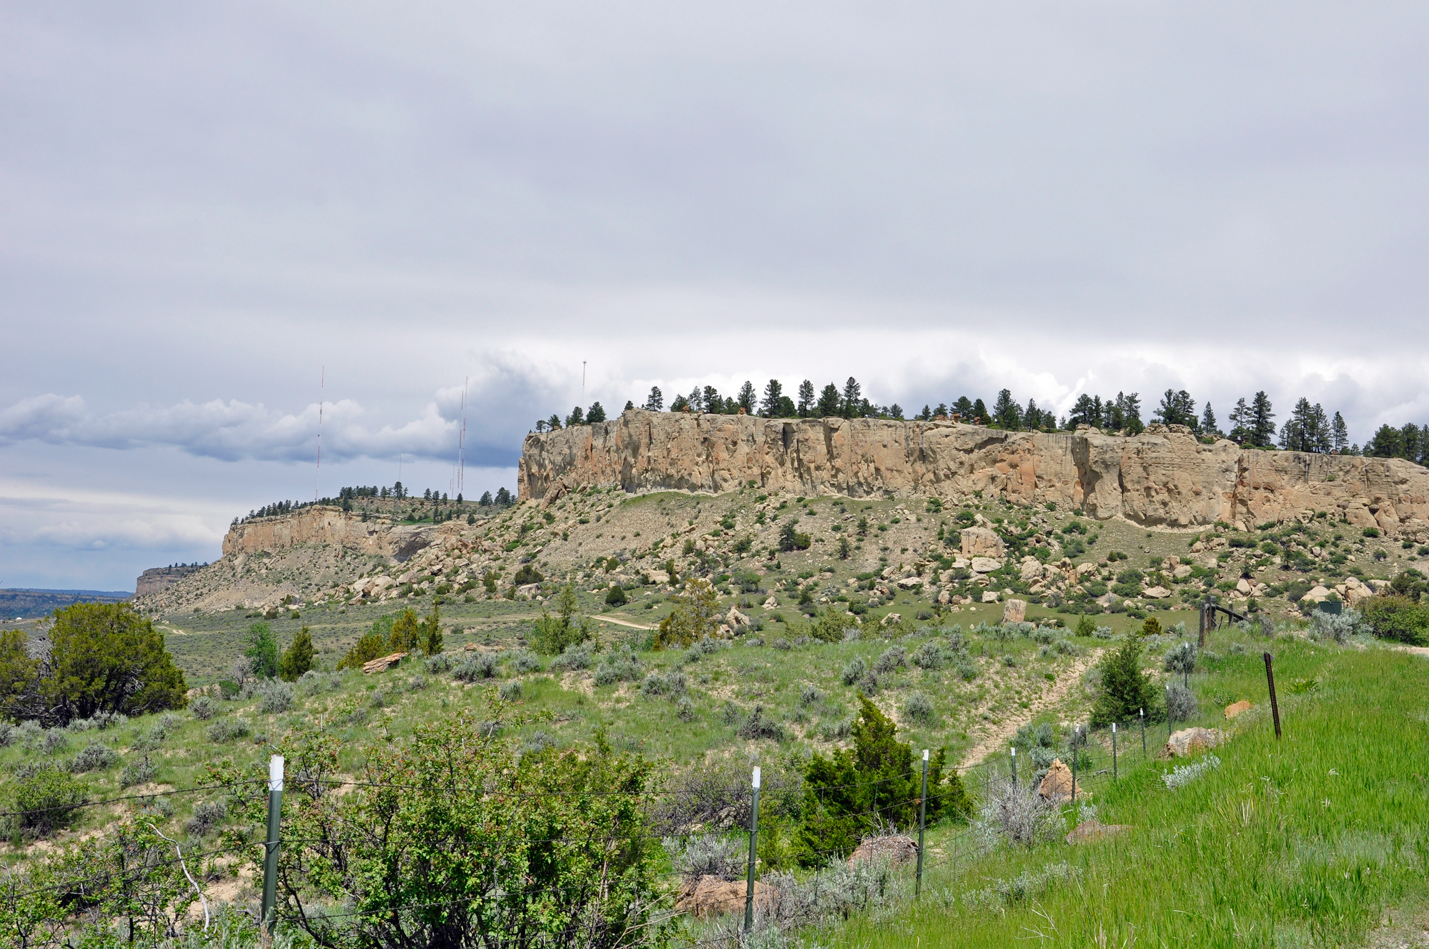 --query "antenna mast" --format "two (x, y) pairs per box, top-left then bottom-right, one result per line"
(315, 367), (324, 503)
(457, 377), (468, 497)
